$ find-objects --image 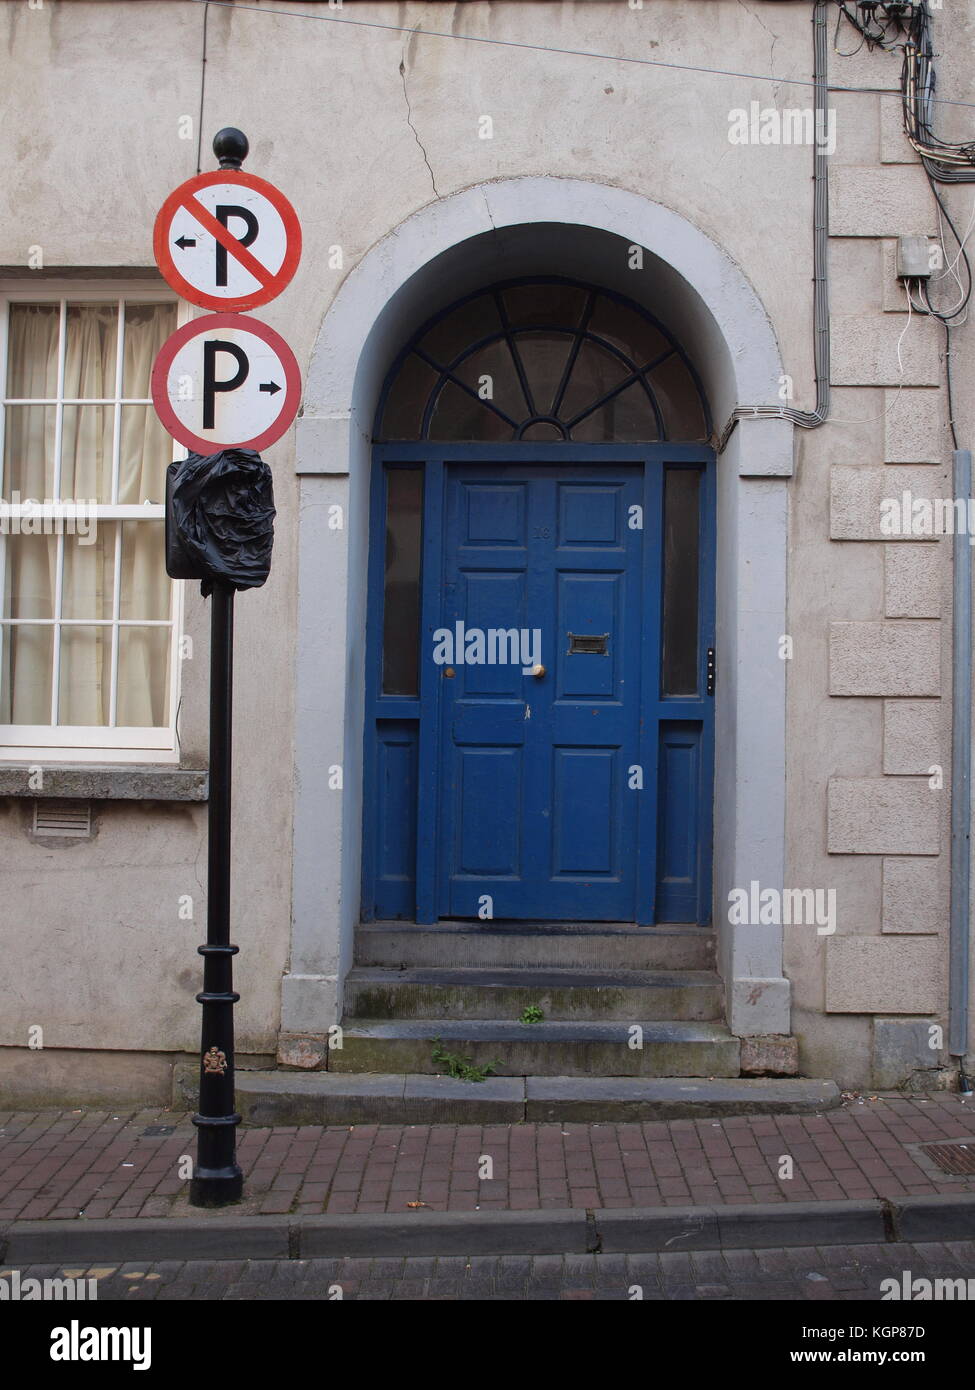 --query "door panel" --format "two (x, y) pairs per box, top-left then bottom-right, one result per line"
(552, 748), (616, 874)
(557, 573), (621, 699)
(457, 746), (522, 874)
(656, 721), (704, 921)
